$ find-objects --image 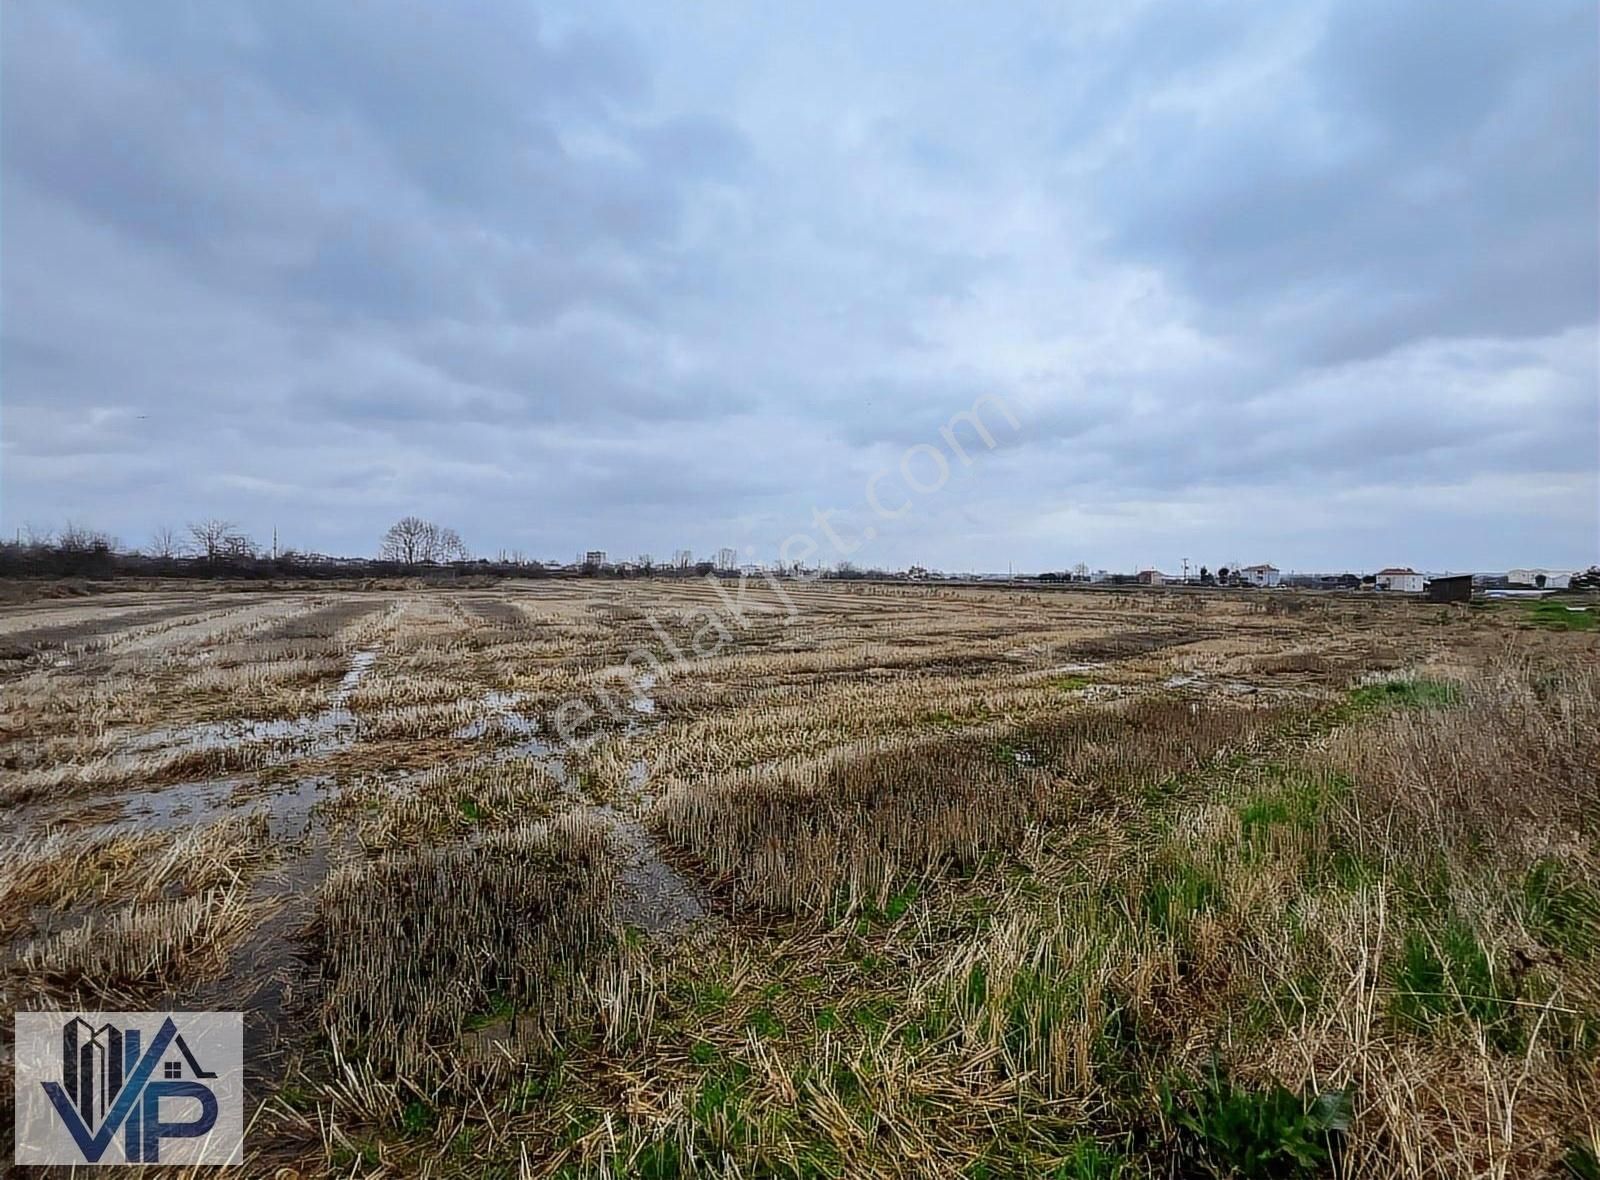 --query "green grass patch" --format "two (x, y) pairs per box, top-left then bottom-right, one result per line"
(1047, 674), (1093, 693)
(1523, 858), (1600, 959)
(1389, 918), (1521, 1048)
(992, 740), (1038, 768)
(848, 996), (897, 1033)
(1528, 599), (1599, 631)
(463, 991), (517, 1031)
(1142, 855), (1224, 939)
(853, 881), (921, 928)
(1347, 677), (1461, 712)
(398, 1098), (436, 1137)
(746, 1007), (784, 1038)
(1050, 1136), (1133, 1179)
(1237, 770), (1348, 844)
(1563, 1137), (1600, 1180)
(1523, 601), (1600, 629)
(694, 980), (733, 1015)
(275, 1081), (316, 1112)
